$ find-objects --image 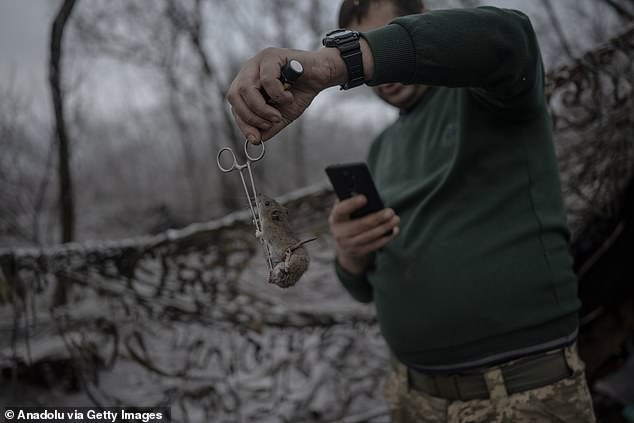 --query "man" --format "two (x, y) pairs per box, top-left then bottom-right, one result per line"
(226, 1), (596, 421)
